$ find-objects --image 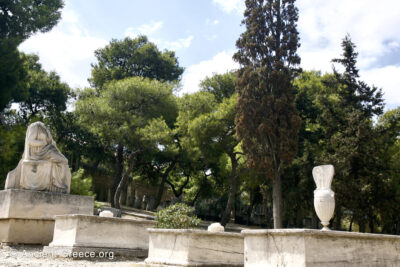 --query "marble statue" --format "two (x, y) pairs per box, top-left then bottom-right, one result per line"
(313, 164), (335, 230)
(5, 122), (71, 193)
